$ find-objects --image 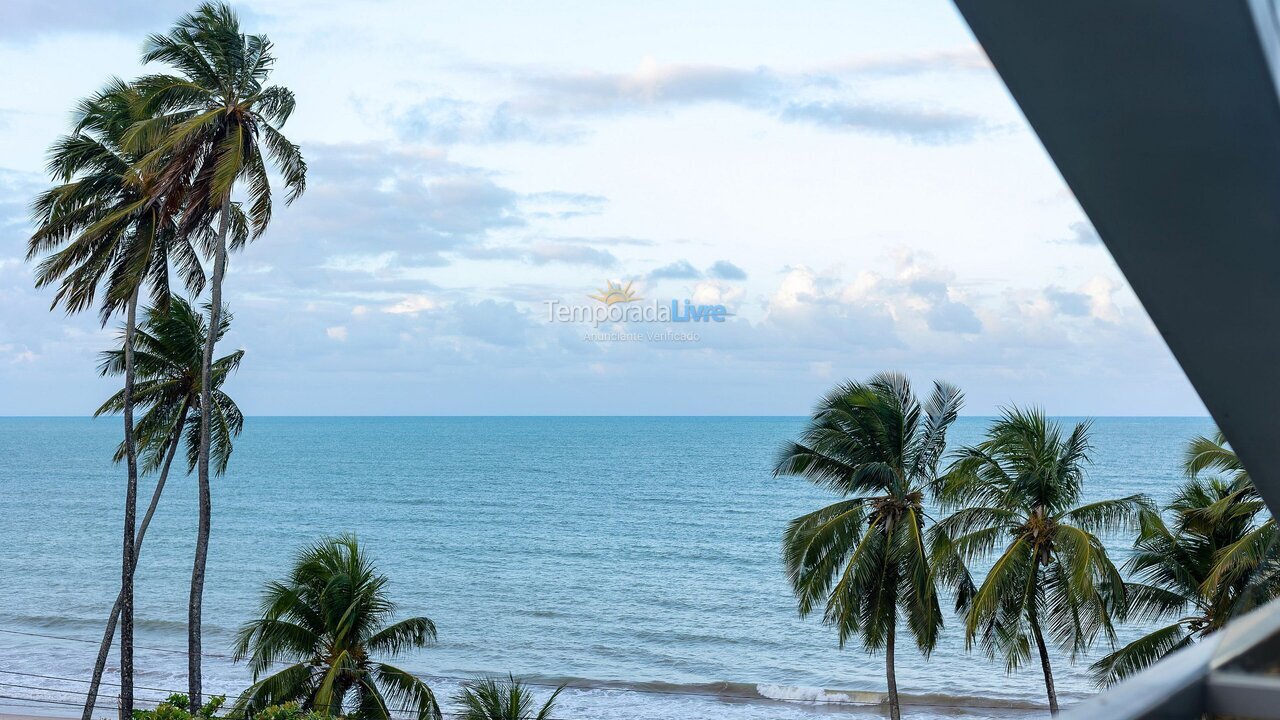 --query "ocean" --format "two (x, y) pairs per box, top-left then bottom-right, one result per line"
(0, 416), (1215, 720)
